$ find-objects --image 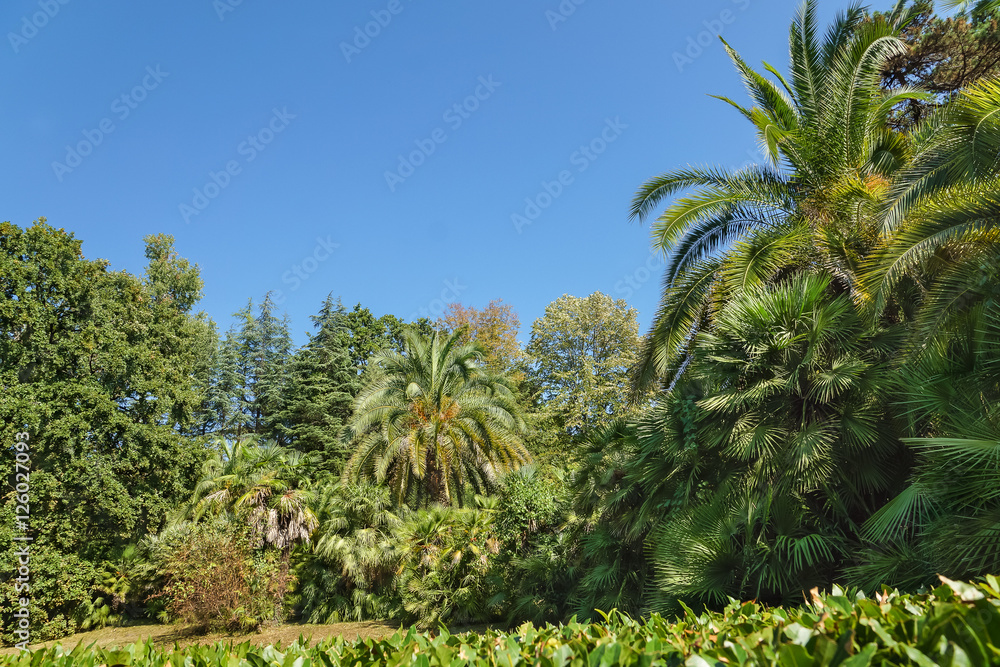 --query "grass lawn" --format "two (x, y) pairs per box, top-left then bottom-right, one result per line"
(0, 620), (400, 656)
